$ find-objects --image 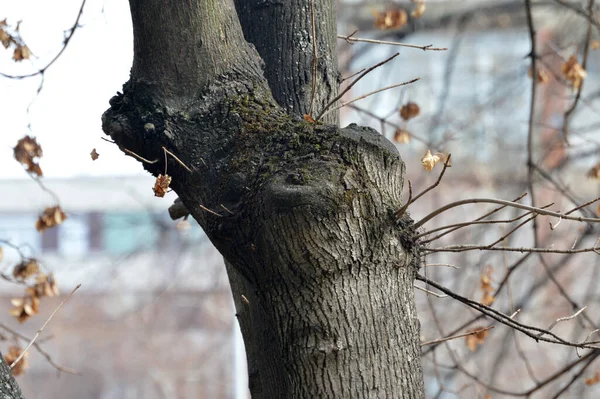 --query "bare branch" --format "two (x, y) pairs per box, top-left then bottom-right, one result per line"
(337, 35), (448, 51)
(10, 284), (81, 370)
